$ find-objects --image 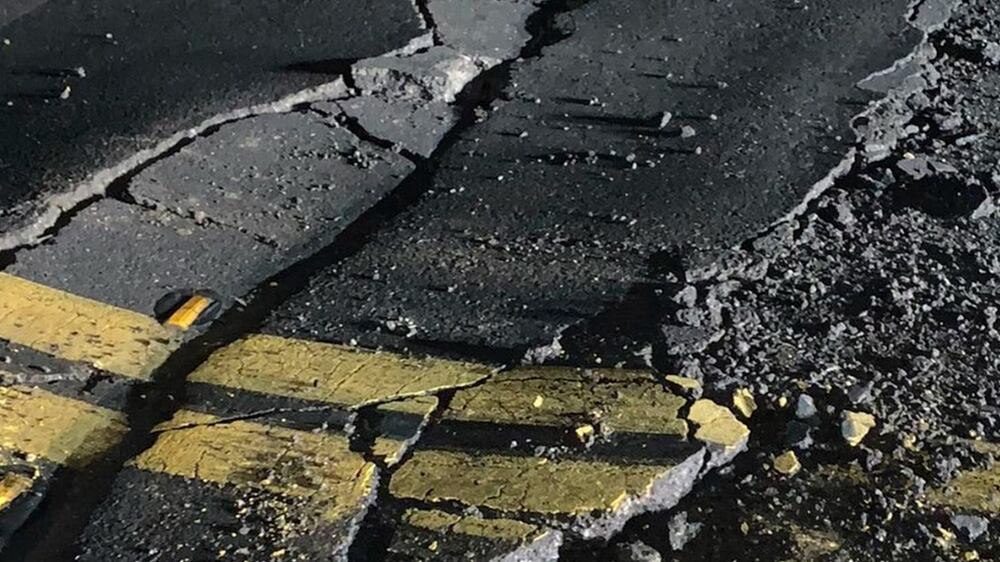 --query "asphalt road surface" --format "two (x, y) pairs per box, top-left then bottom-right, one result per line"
(0, 0), (425, 241)
(2, 0), (1000, 560)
